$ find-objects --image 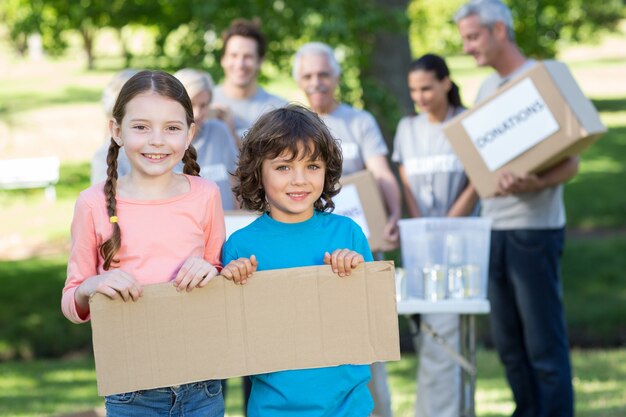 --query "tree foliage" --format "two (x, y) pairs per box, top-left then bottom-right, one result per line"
(408, 0), (625, 58)
(1, 0), (66, 56)
(2, 0), (624, 71)
(1, 0), (623, 137)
